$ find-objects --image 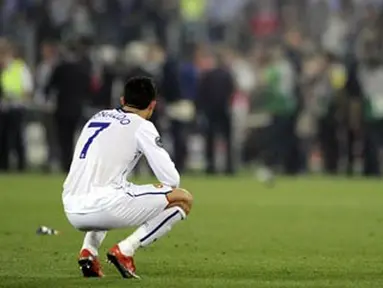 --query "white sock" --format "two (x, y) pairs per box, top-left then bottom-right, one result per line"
(118, 206), (186, 256)
(81, 231), (107, 256)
